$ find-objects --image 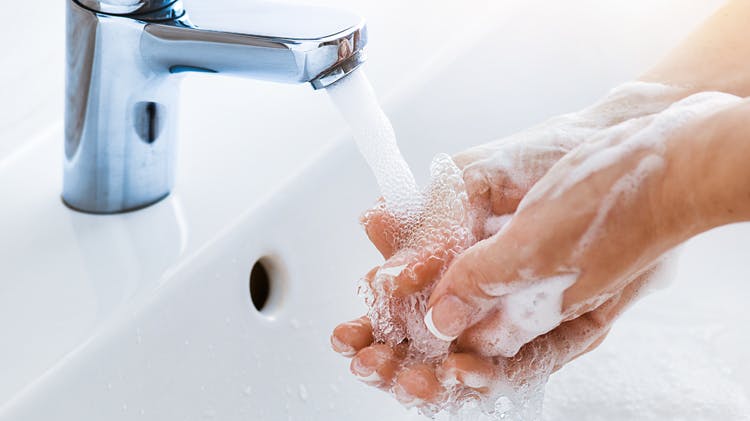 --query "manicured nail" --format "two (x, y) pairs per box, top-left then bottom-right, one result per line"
(424, 295), (472, 341)
(330, 335), (356, 357)
(350, 358), (381, 383)
(393, 383), (423, 407)
(354, 370), (382, 383)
